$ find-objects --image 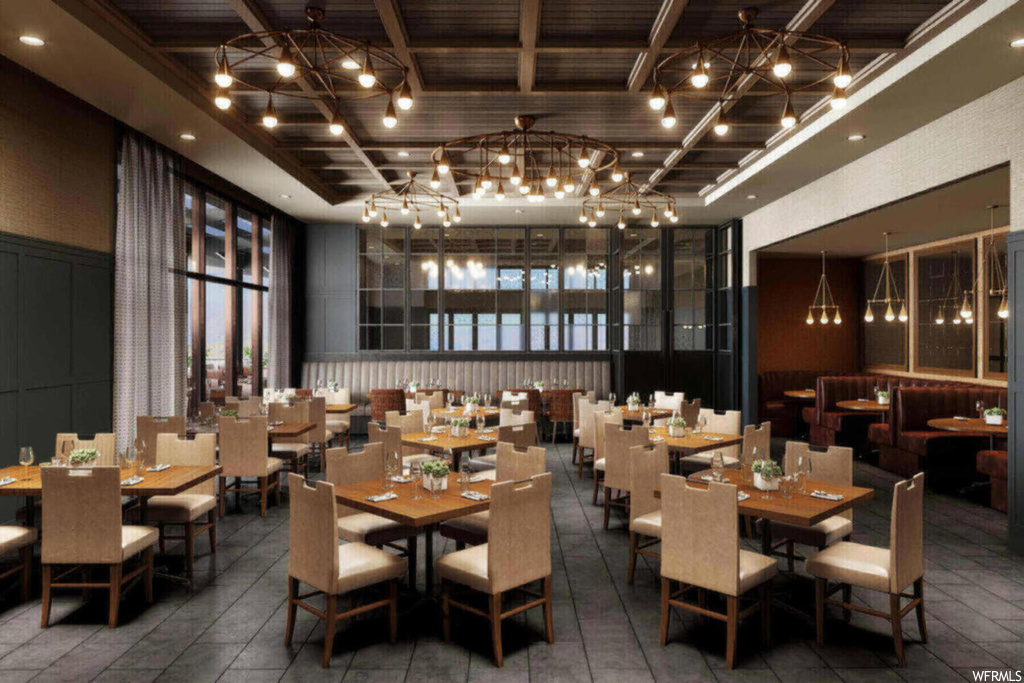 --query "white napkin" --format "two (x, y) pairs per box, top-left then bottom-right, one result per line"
(738, 492), (750, 501)
(857, 398), (869, 402)
(366, 491), (398, 502)
(0, 477), (17, 487)
(700, 475), (731, 483)
(121, 476), (144, 486)
(146, 464), (170, 472)
(390, 475), (414, 484)
(461, 490), (489, 501)
(953, 416), (969, 421)
(650, 436), (664, 442)
(811, 490), (844, 501)
(478, 436), (496, 442)
(702, 436), (724, 442)
(478, 428), (496, 434)
(469, 472), (492, 483)
(419, 436), (437, 442)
